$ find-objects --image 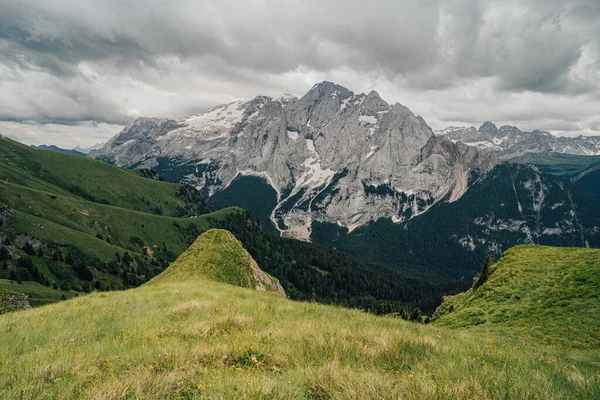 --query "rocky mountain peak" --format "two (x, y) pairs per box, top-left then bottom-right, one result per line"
(479, 121), (499, 136)
(498, 125), (521, 136)
(307, 81), (353, 98)
(91, 82), (496, 237)
(439, 121), (600, 158)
